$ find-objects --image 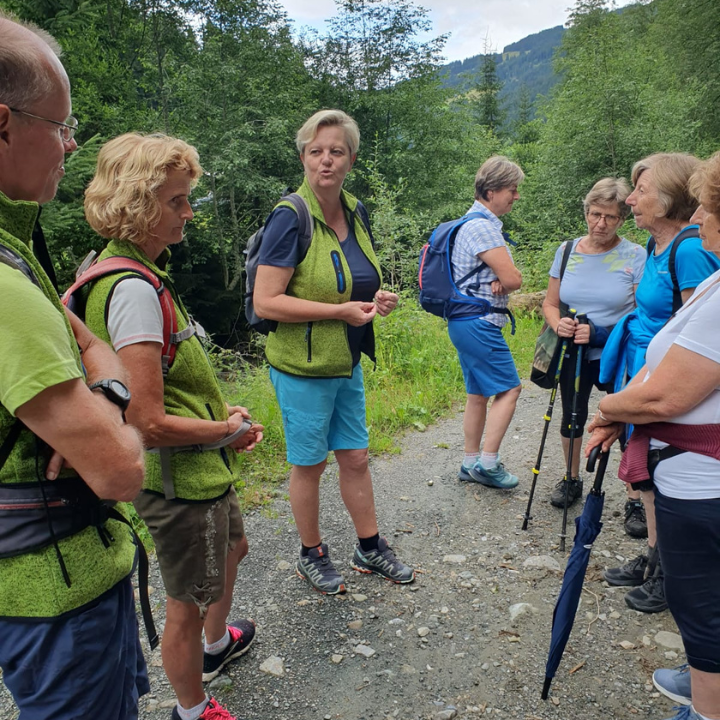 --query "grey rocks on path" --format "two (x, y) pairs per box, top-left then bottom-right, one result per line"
(0, 386), (683, 720)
